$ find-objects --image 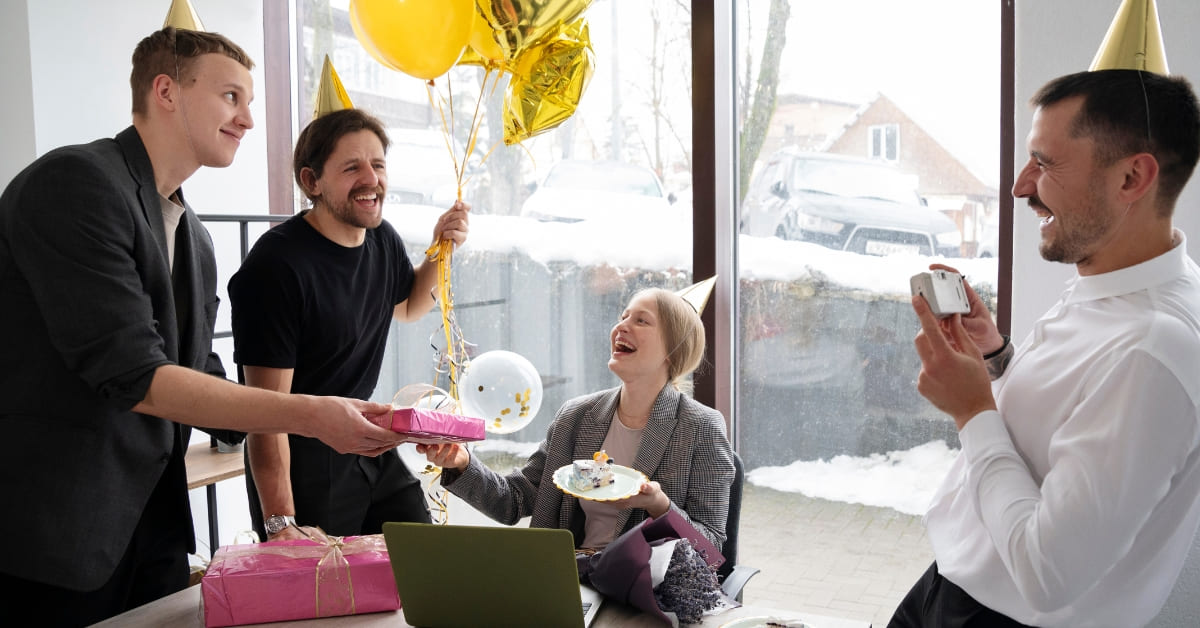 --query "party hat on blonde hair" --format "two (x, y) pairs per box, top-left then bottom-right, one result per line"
(676, 276), (716, 315)
(162, 0), (205, 31)
(313, 55), (355, 119)
(1089, 0), (1169, 74)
